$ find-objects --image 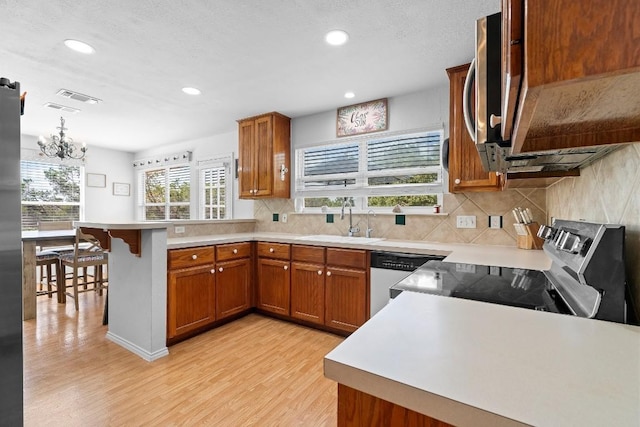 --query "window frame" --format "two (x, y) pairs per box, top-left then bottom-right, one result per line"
(295, 128), (444, 213)
(138, 163), (191, 221)
(197, 155), (233, 220)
